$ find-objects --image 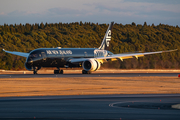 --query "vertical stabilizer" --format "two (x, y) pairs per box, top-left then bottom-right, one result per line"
(99, 21), (114, 50)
